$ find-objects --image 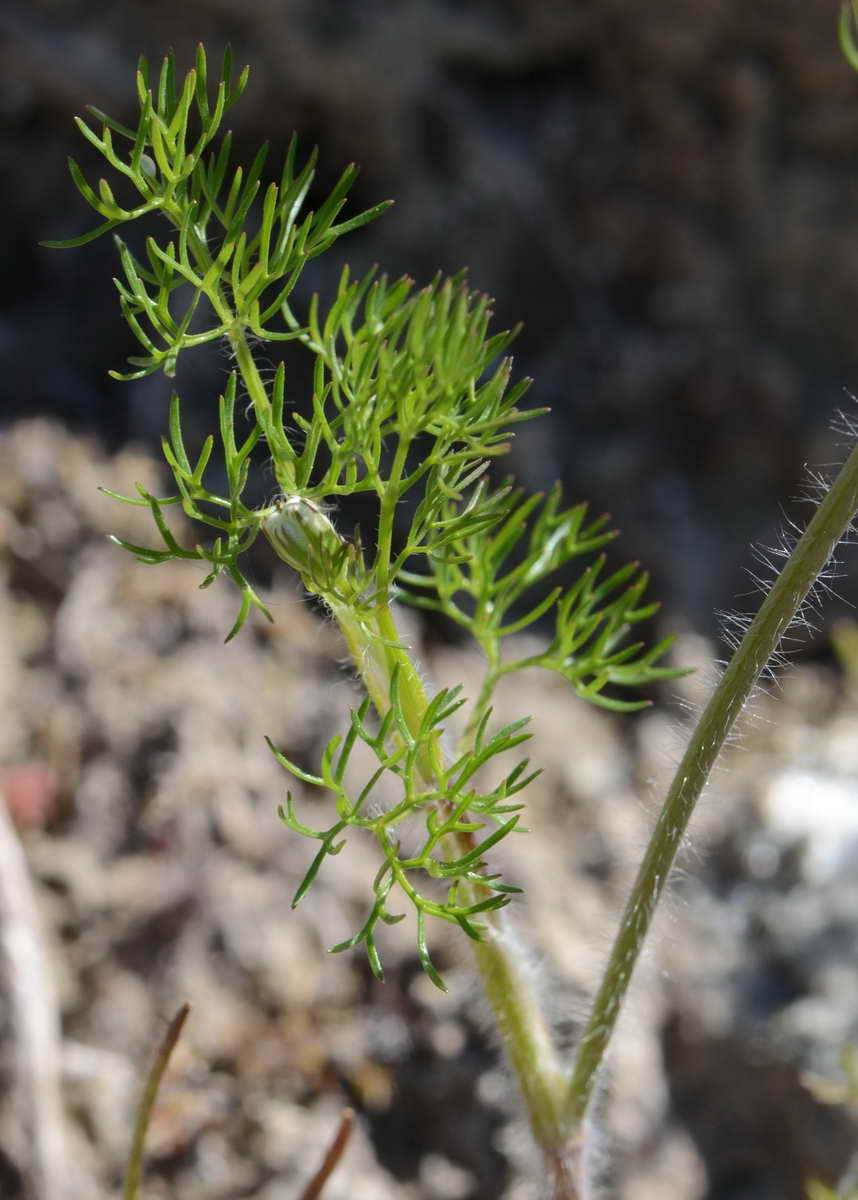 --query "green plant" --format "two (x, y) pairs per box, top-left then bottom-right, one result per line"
(47, 35), (858, 1199)
(805, 1048), (858, 1200)
(123, 1005), (189, 1200)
